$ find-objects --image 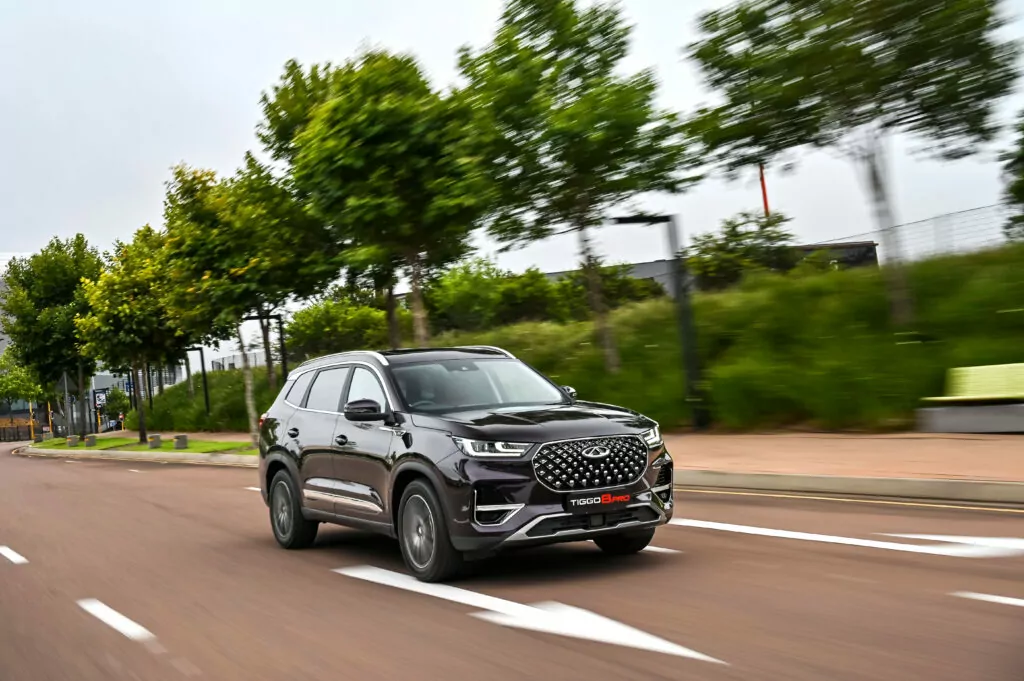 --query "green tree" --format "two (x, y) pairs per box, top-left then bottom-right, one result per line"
(76, 226), (189, 443)
(0, 348), (42, 425)
(162, 157), (337, 443)
(688, 0), (1019, 323)
(284, 298), (409, 362)
(458, 0), (698, 372)
(1000, 110), (1024, 242)
(105, 386), (130, 423)
(292, 49), (491, 345)
(685, 211), (799, 291)
(1, 235), (103, 435)
(258, 59), (347, 165)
